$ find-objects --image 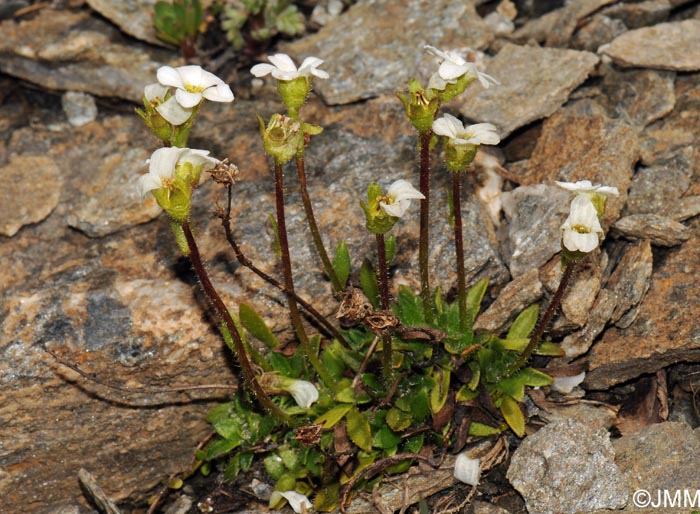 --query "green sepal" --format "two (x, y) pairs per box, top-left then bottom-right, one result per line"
(277, 76), (312, 113)
(444, 142), (477, 173)
(361, 182), (398, 235)
(396, 79), (440, 134)
(433, 74), (475, 104)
